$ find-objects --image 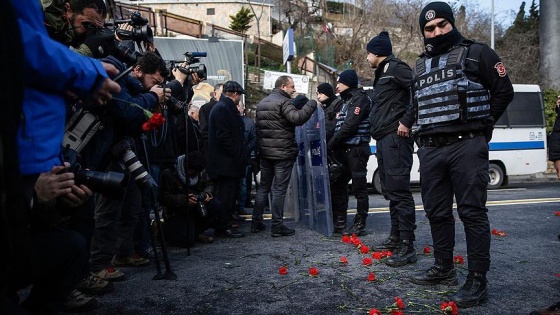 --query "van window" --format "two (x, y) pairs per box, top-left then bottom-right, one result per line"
(495, 91), (545, 127)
